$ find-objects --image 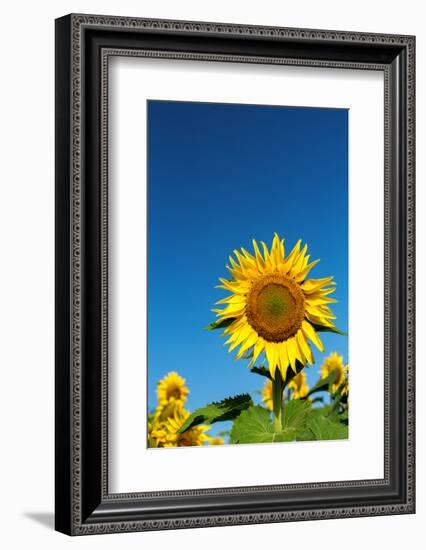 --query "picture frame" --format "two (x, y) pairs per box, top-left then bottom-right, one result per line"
(55, 13), (415, 535)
